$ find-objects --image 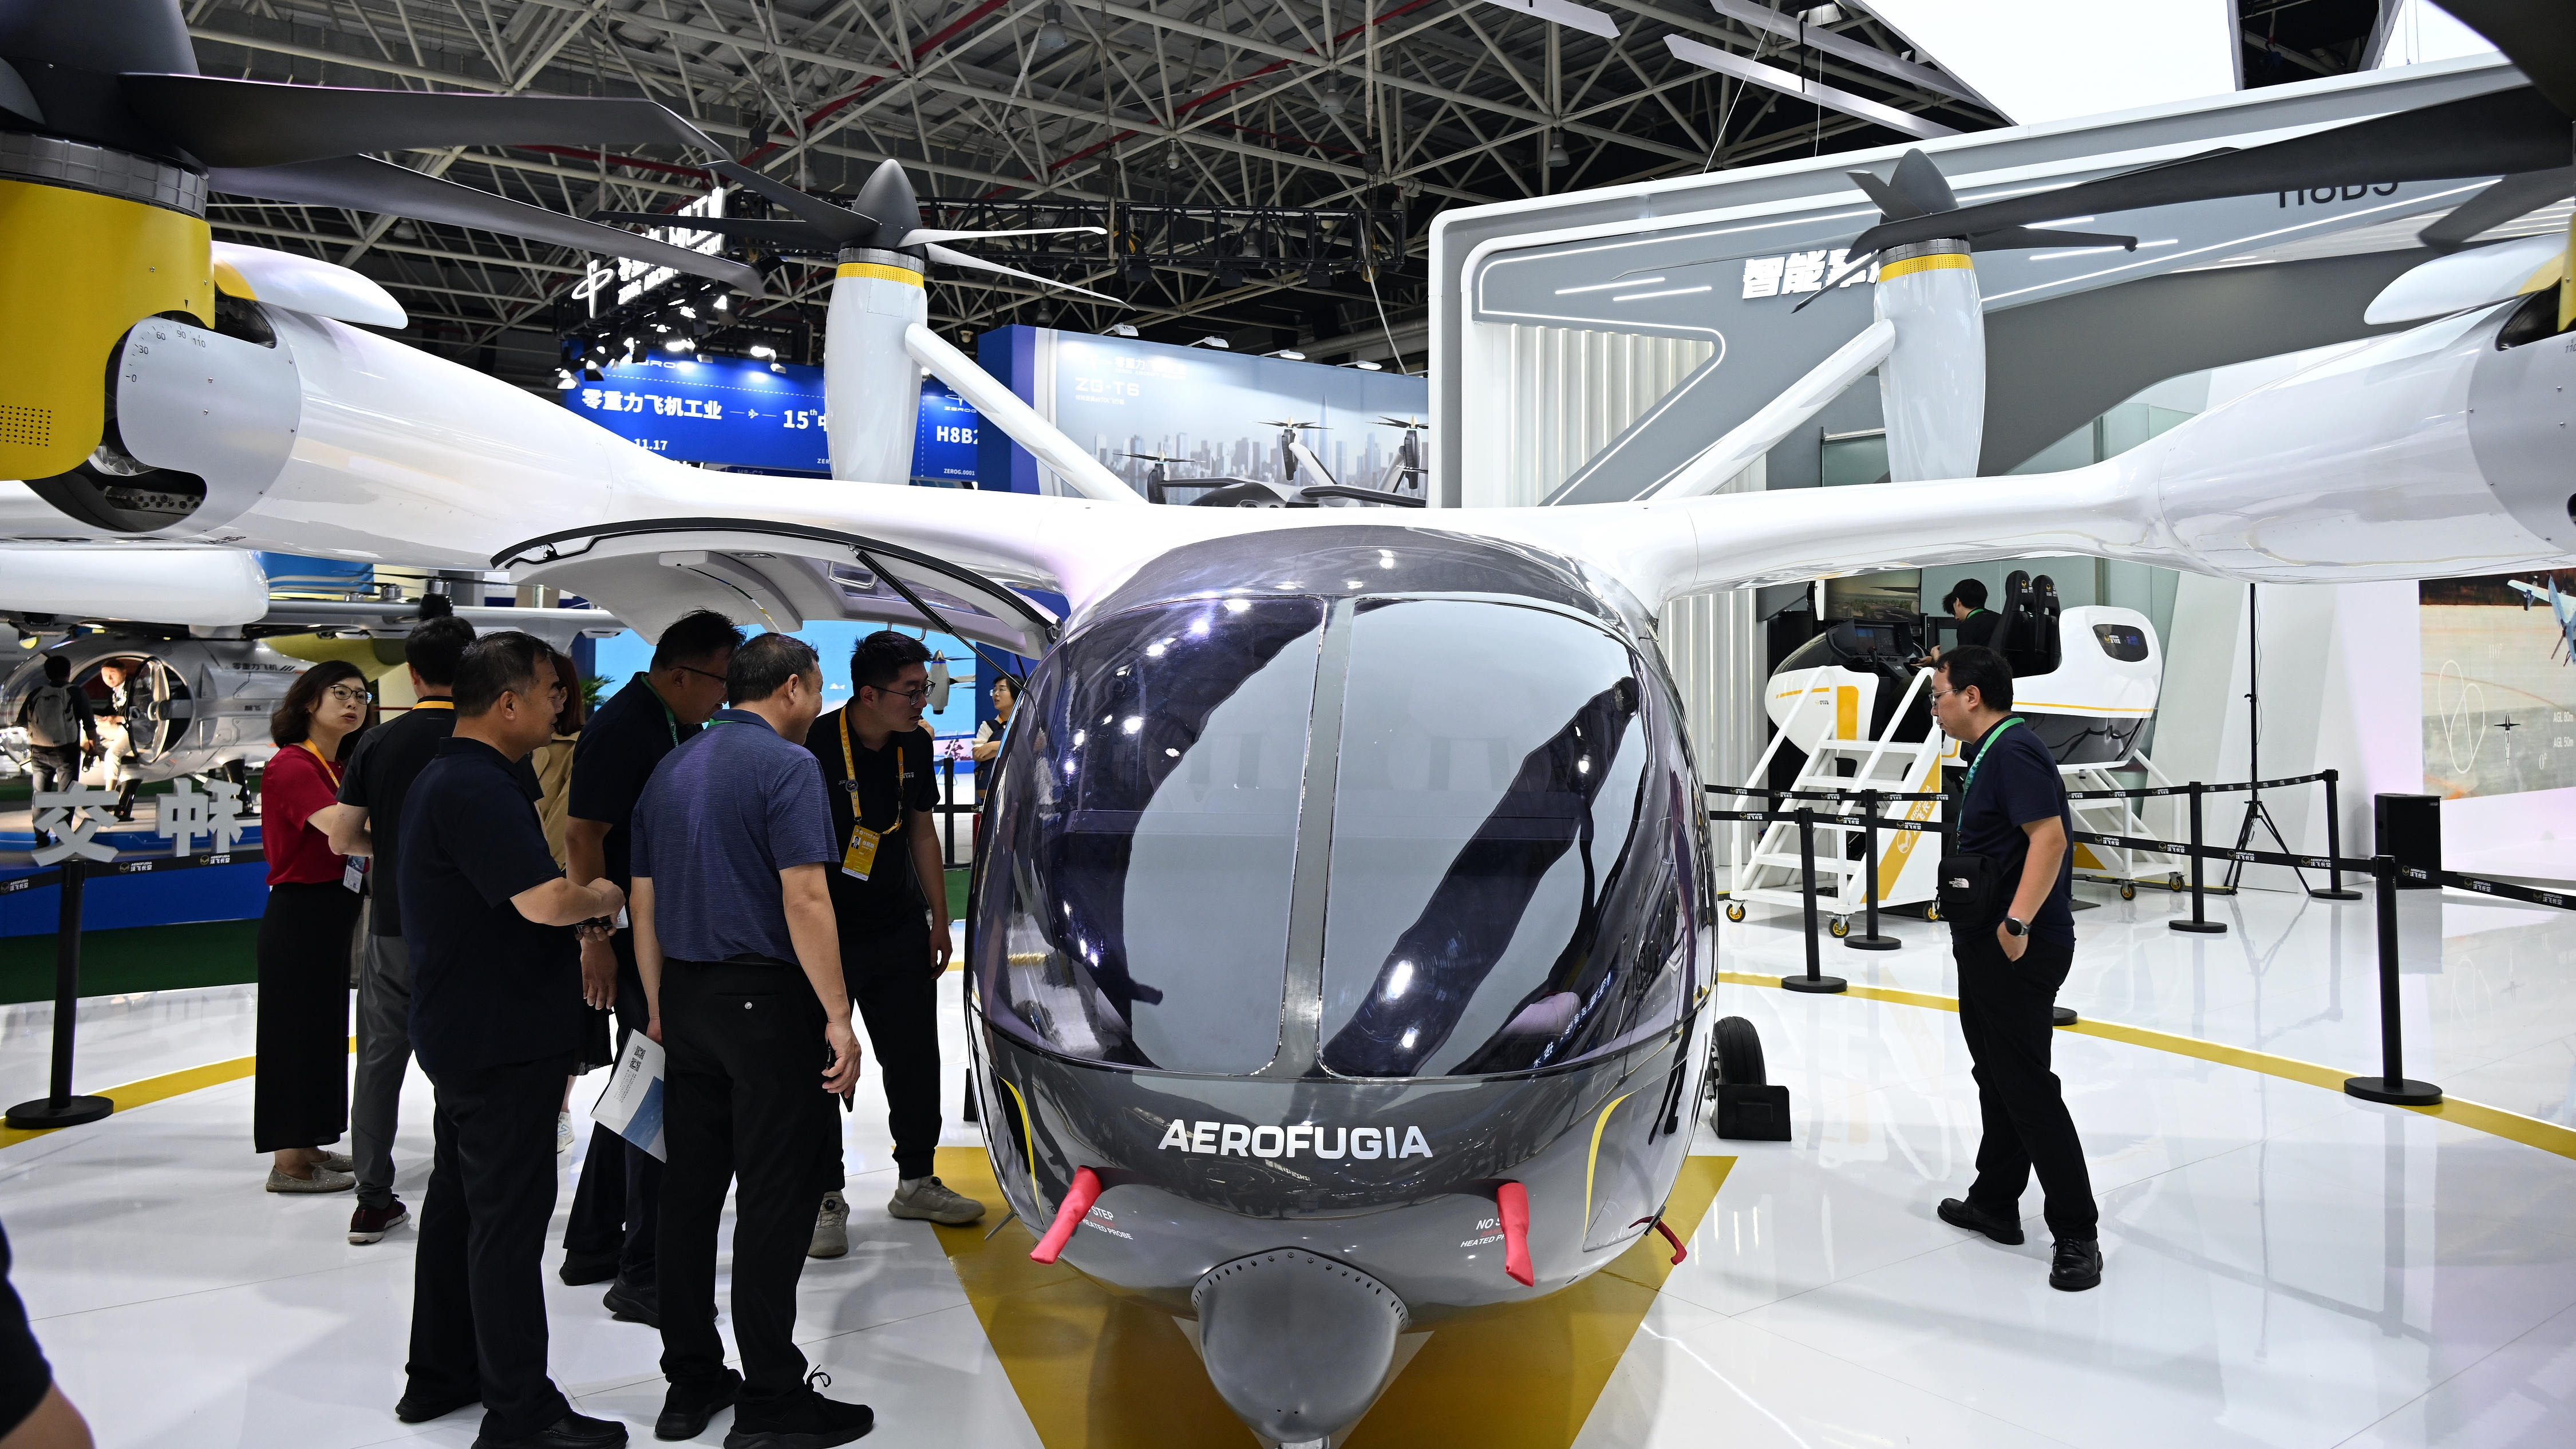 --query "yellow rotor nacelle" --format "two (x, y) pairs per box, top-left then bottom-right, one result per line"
(0, 135), (212, 482)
